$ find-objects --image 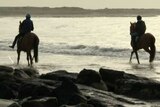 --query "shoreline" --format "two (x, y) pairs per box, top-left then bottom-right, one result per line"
(0, 7), (160, 17)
